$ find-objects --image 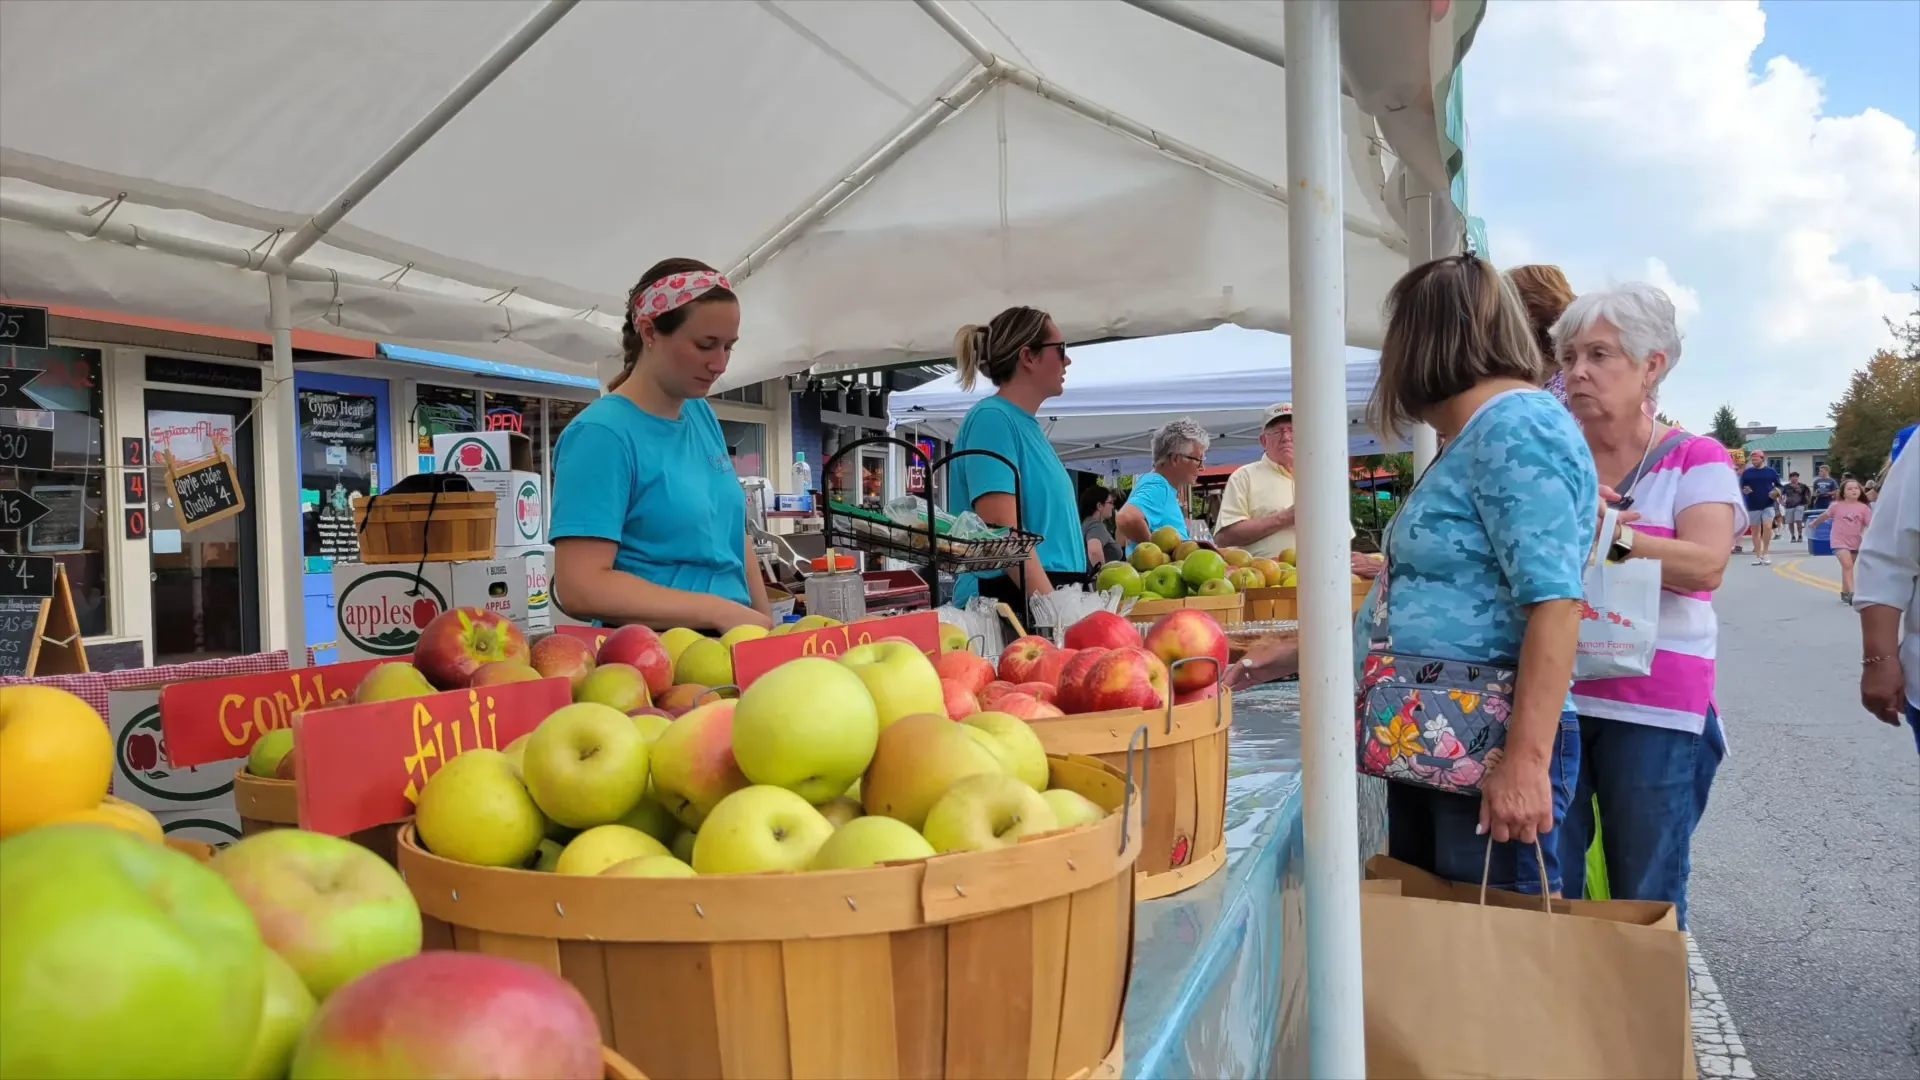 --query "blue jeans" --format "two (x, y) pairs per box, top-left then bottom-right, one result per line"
(1558, 709), (1725, 929)
(1387, 711), (1581, 896)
